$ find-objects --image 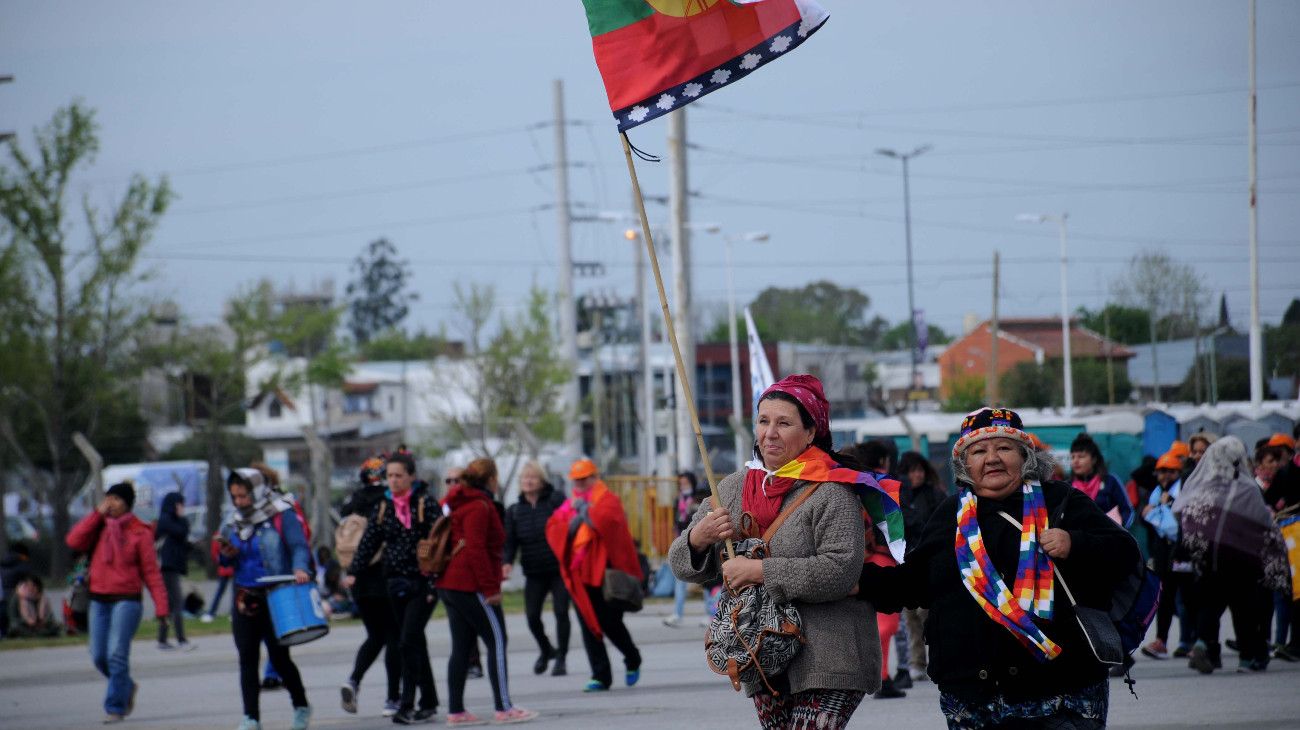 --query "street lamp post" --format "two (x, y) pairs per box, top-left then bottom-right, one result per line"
(876, 145), (931, 411)
(1018, 213), (1074, 415)
(724, 231), (769, 464)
